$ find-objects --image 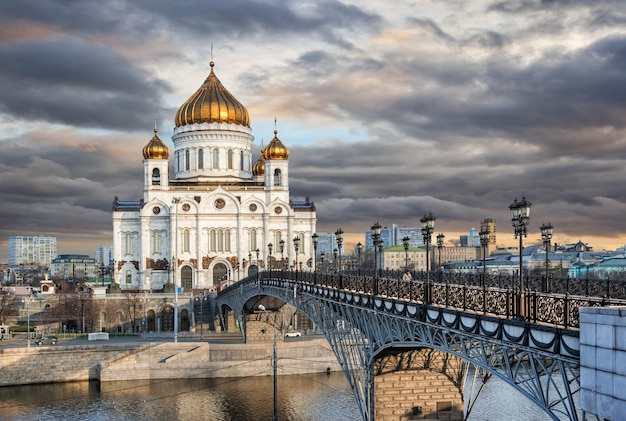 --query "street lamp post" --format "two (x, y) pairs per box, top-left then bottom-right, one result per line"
(312, 233), (318, 271)
(293, 237), (300, 271)
(479, 228), (490, 282)
(268, 243), (273, 278)
(420, 213), (436, 304)
(195, 292), (206, 340)
(335, 228), (344, 273)
(172, 197), (181, 343)
(24, 296), (31, 348)
(258, 304), (278, 421)
(509, 197), (532, 320)
(333, 249), (338, 271)
(320, 252), (325, 272)
(371, 222), (382, 294)
(356, 242), (362, 275)
(540, 223), (554, 293)
(279, 239), (285, 270)
(437, 233), (445, 271)
(402, 236), (410, 271)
